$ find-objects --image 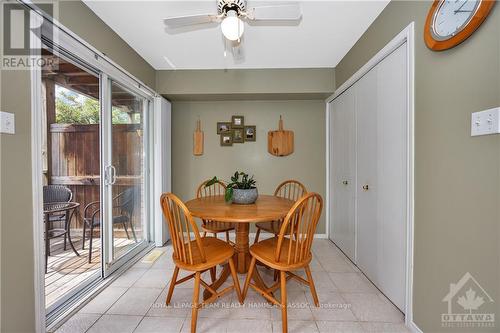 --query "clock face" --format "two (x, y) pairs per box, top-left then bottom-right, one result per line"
(432, 0), (481, 40)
